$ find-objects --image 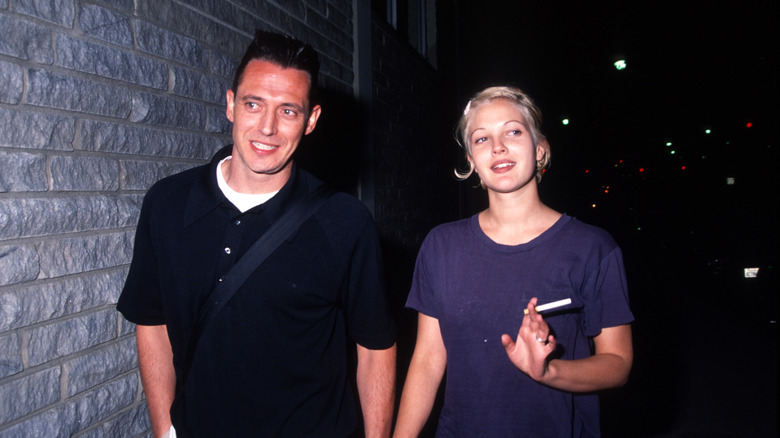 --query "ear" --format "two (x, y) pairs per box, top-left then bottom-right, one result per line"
(536, 140), (547, 162)
(304, 104), (322, 135)
(225, 89), (235, 123)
